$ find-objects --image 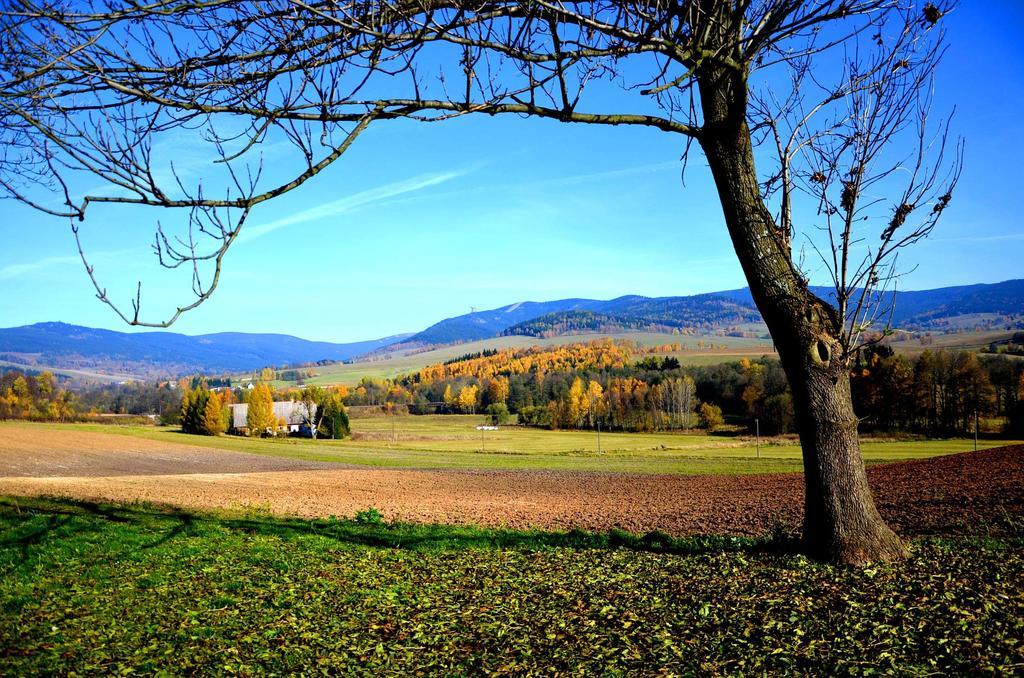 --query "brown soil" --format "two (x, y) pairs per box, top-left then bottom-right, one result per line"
(0, 426), (1020, 537)
(0, 426), (340, 477)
